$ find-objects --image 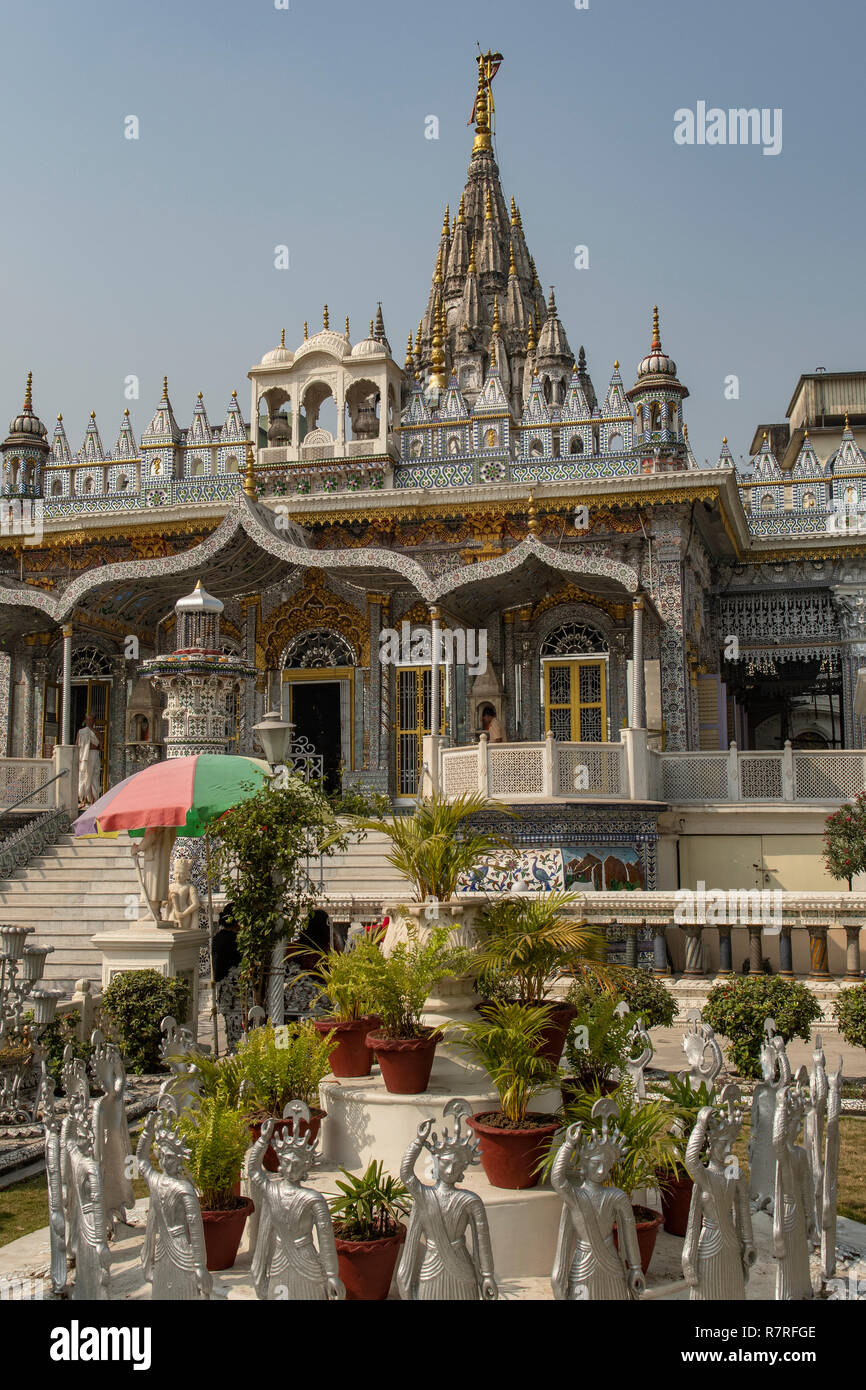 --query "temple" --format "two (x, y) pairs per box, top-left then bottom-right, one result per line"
(2, 52), (866, 981)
